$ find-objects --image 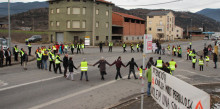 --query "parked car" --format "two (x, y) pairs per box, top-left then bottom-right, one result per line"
(28, 35), (42, 42)
(0, 38), (8, 50)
